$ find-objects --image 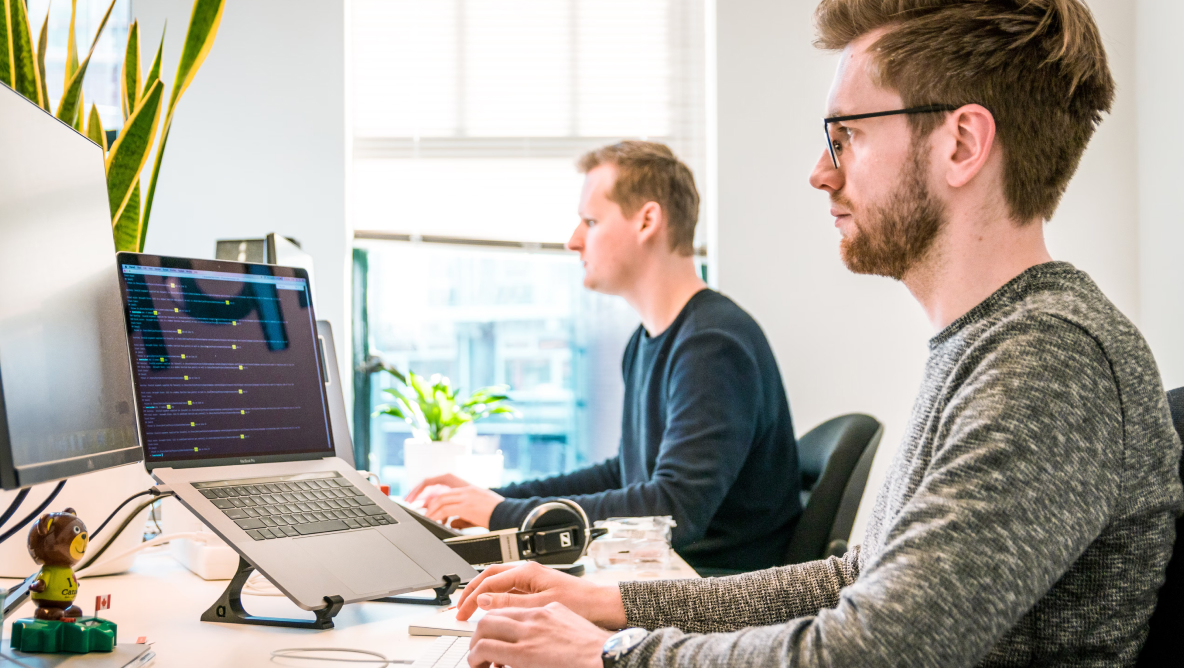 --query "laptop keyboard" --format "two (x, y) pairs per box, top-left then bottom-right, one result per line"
(411, 636), (469, 668)
(194, 472), (398, 541)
